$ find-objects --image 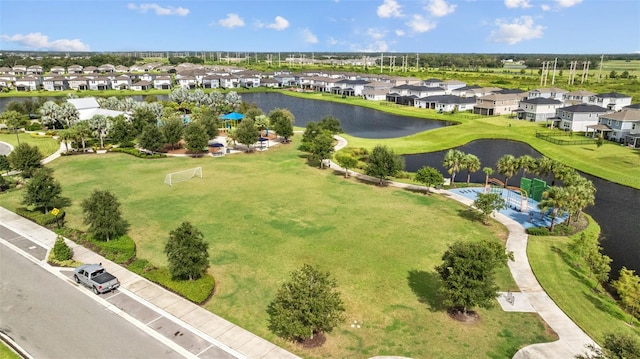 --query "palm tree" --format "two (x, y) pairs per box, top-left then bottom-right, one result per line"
(483, 167), (494, 188)
(517, 155), (536, 178)
(442, 149), (465, 186)
(58, 128), (77, 152)
(72, 121), (92, 152)
(496, 154), (518, 187)
(538, 186), (568, 232)
(462, 154), (481, 186)
(88, 114), (111, 149)
(39, 101), (60, 129)
(535, 156), (554, 178)
(564, 175), (596, 223)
